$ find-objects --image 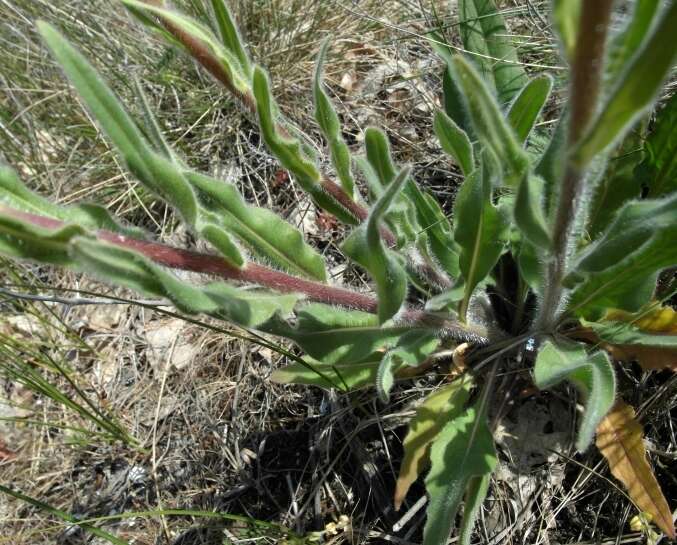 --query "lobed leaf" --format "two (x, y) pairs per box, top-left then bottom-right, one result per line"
(450, 55), (529, 186)
(596, 401), (675, 539)
(423, 404), (497, 545)
(458, 0), (528, 103)
(314, 40), (355, 198)
(507, 75), (553, 144)
(394, 377), (473, 510)
(434, 110), (474, 176)
(341, 168), (410, 323)
(575, 2), (677, 166)
(534, 340), (616, 451)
